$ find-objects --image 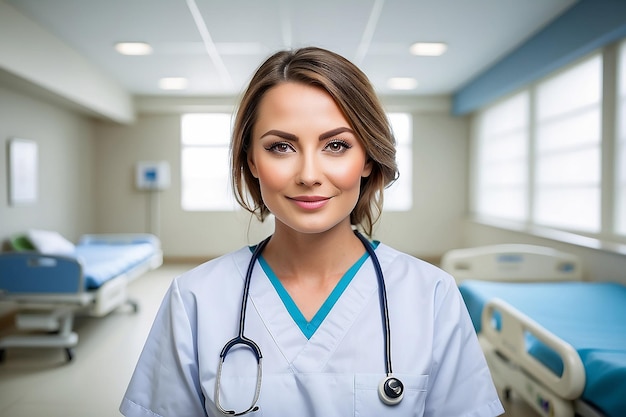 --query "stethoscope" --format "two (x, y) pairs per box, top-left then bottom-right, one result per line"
(214, 230), (404, 415)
